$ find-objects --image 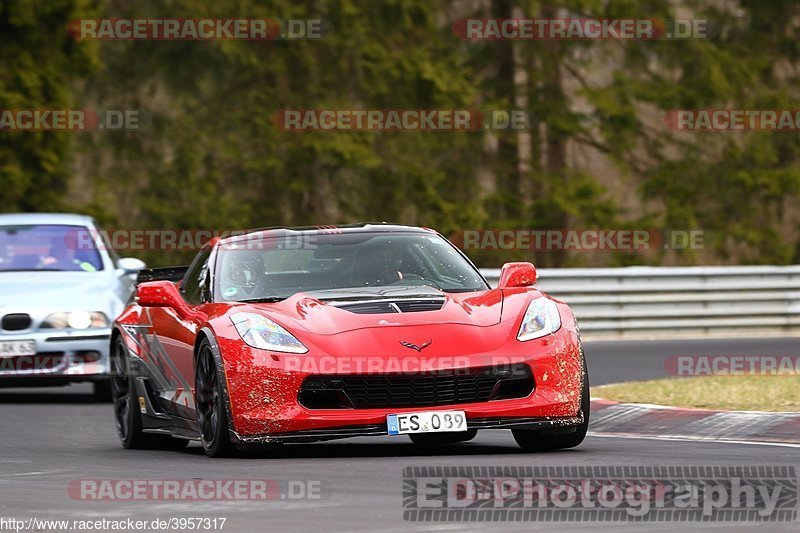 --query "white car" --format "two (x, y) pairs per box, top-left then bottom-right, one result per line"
(0, 213), (145, 400)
